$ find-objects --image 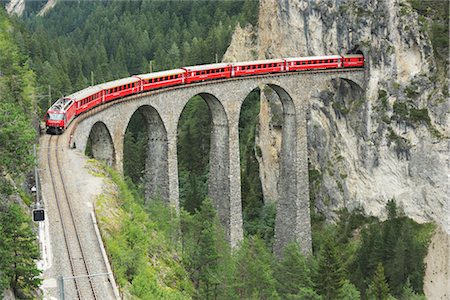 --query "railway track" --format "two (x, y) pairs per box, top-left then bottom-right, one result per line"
(46, 135), (101, 299)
